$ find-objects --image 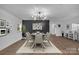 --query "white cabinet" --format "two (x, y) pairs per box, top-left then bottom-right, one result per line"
(68, 32), (73, 39)
(73, 31), (78, 40)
